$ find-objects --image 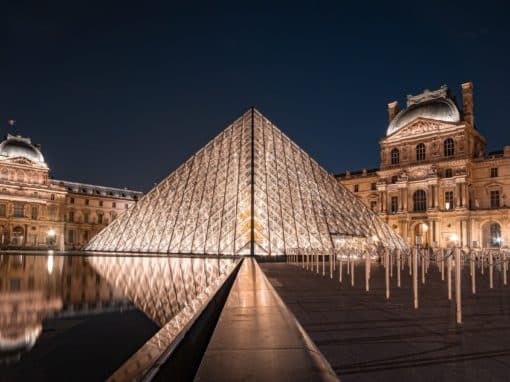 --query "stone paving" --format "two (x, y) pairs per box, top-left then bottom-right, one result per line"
(260, 261), (510, 382)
